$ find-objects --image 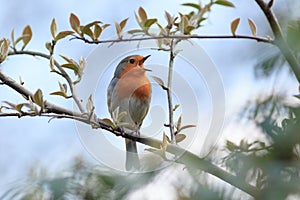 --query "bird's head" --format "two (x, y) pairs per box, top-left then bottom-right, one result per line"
(114, 55), (151, 78)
